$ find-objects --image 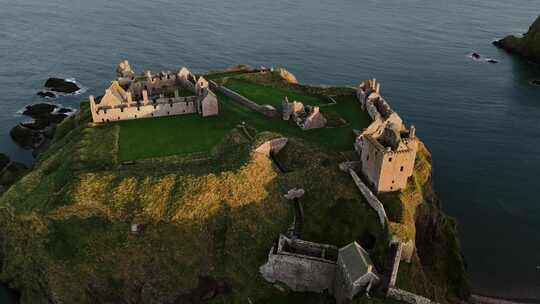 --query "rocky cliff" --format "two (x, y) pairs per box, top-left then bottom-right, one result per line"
(494, 16), (540, 64)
